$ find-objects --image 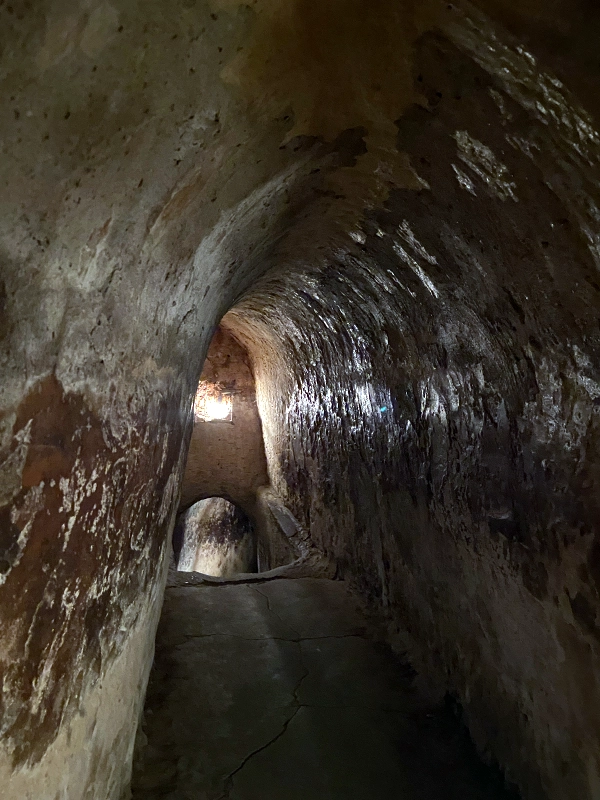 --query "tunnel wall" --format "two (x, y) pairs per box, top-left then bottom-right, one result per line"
(253, 486), (298, 571)
(180, 326), (268, 511)
(0, 0), (324, 790)
(2, 1), (599, 797)
(0, 372), (191, 798)
(231, 24), (600, 800)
